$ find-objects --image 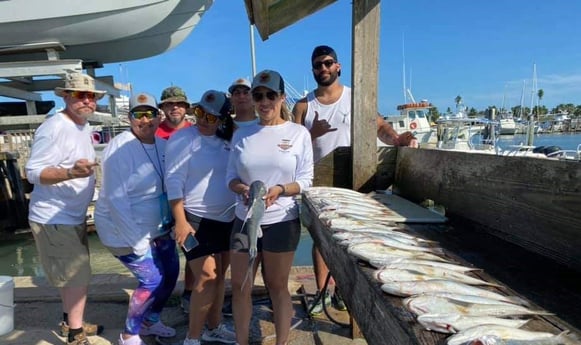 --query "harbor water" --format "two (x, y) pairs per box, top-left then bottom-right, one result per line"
(0, 230), (314, 278)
